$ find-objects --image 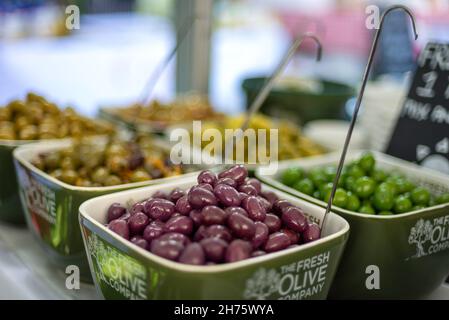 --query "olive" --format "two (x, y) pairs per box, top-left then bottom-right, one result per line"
(281, 168), (304, 187)
(130, 170), (151, 182)
(293, 178), (314, 196)
(60, 169), (78, 185)
(411, 187), (431, 206)
(104, 175), (122, 186)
